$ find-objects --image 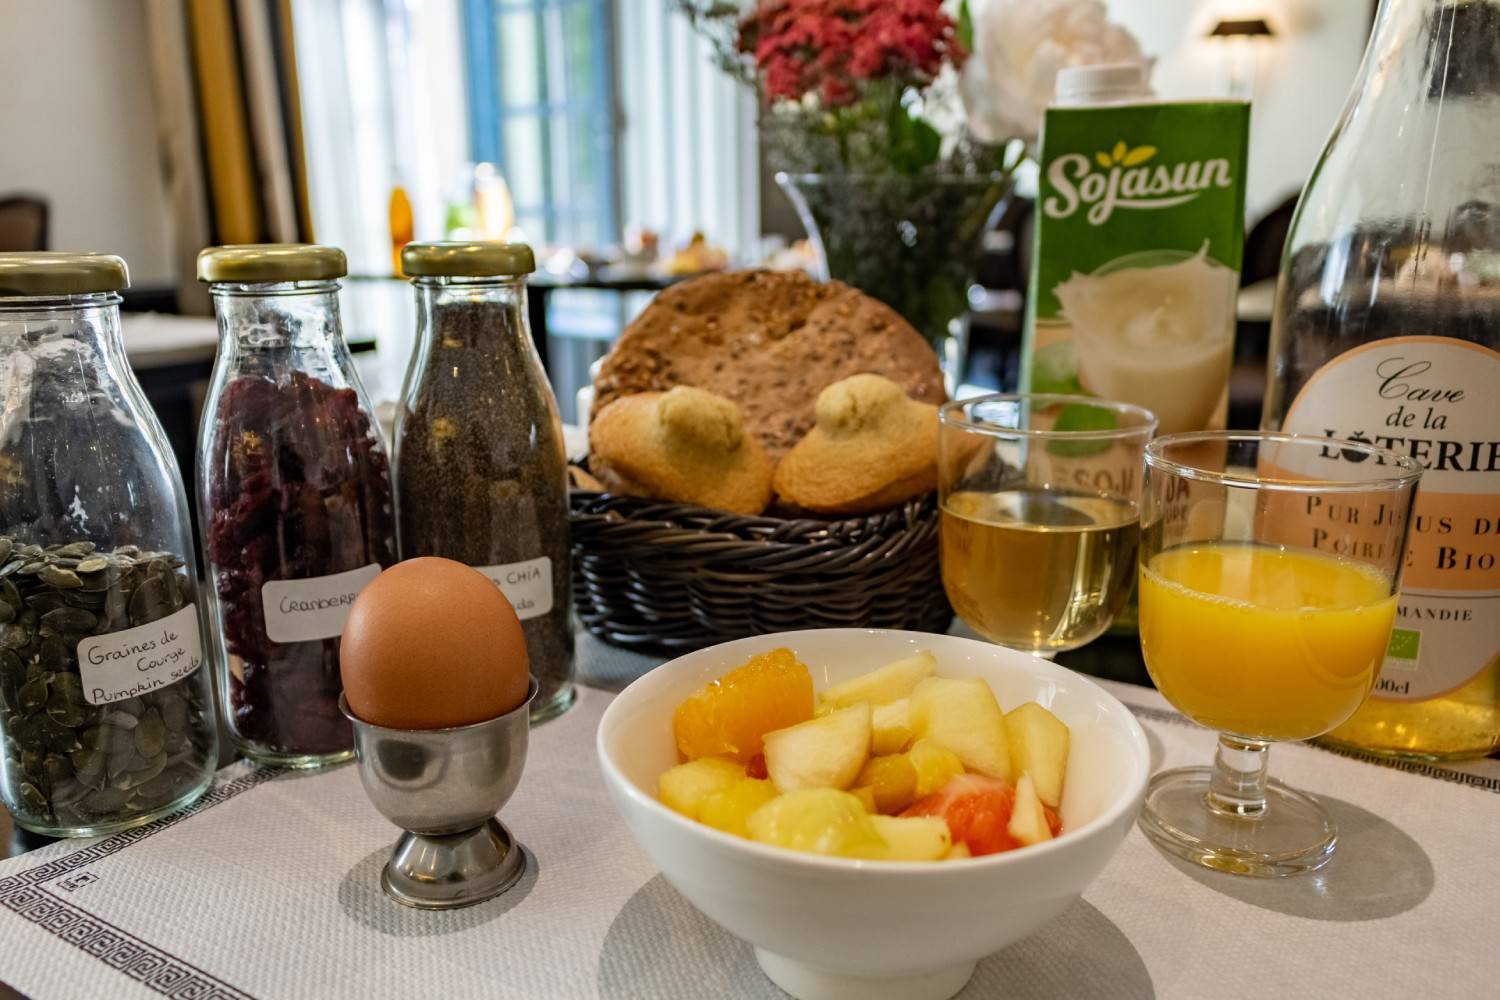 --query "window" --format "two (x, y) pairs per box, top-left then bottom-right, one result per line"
(460, 0), (619, 247)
